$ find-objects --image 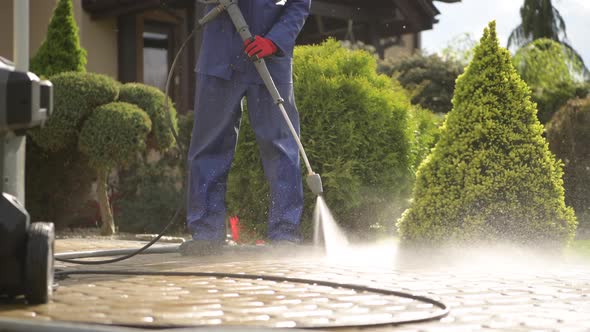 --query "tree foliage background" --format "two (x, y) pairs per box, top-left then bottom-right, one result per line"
(508, 0), (588, 79)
